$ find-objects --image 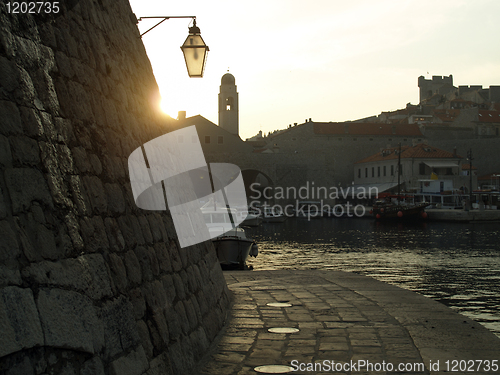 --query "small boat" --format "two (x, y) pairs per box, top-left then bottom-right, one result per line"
(202, 207), (258, 269)
(262, 206), (287, 223)
(295, 201), (322, 218)
(240, 210), (263, 226)
(372, 198), (429, 220)
(210, 227), (258, 270)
